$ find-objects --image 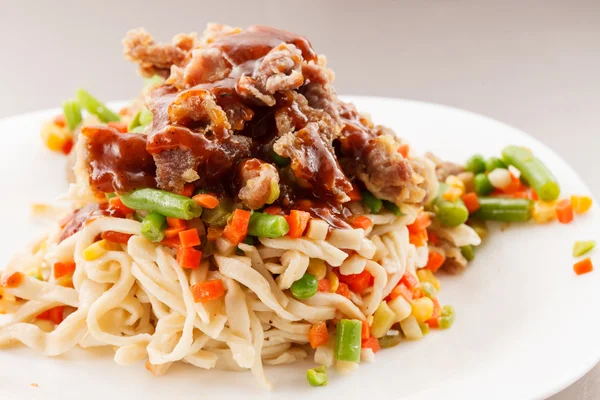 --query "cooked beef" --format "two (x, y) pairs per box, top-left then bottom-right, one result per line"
(426, 152), (465, 182)
(237, 159), (280, 209)
(167, 48), (232, 89)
